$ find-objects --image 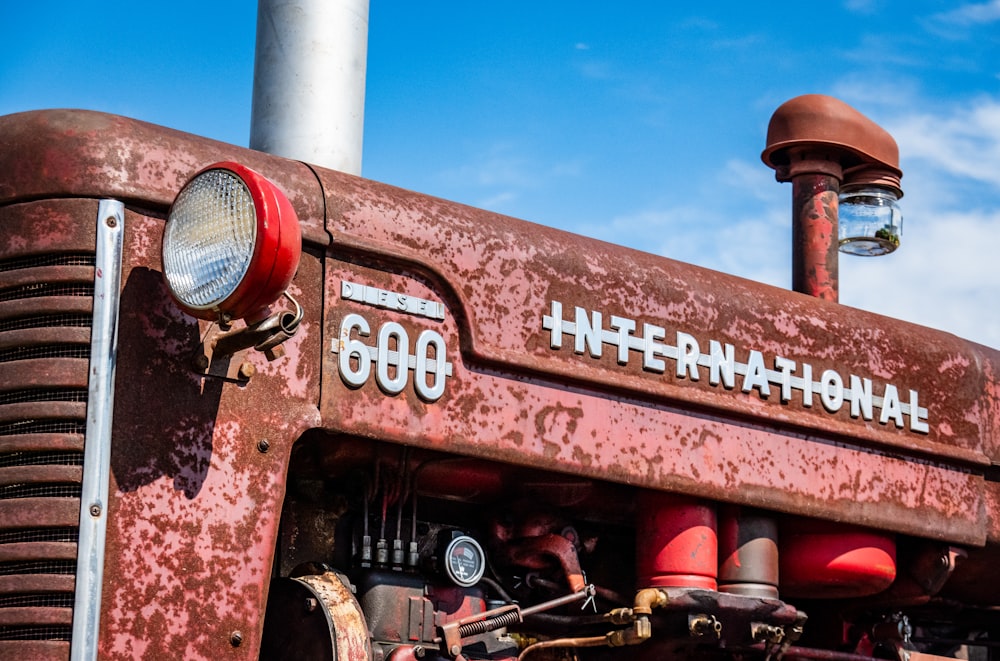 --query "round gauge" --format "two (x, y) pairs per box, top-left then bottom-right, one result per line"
(443, 535), (486, 587)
